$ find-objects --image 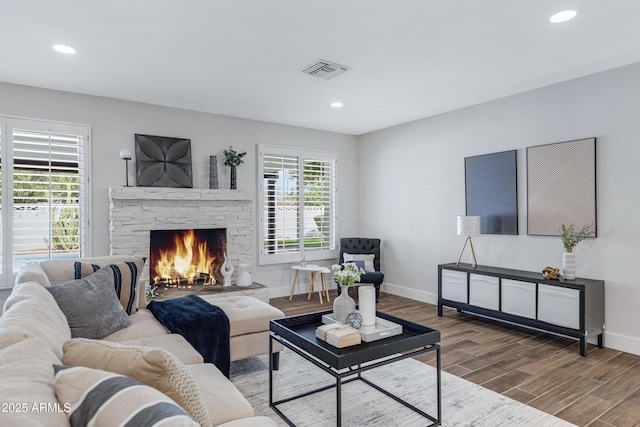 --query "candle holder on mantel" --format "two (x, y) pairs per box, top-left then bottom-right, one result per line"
(209, 156), (218, 189)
